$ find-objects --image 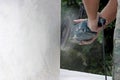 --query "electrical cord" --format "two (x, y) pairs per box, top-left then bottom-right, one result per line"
(101, 21), (107, 80)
